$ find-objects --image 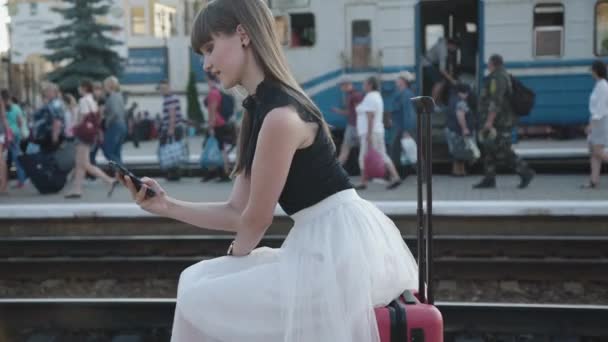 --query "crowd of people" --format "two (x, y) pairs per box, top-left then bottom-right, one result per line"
(1, 54), (607, 195)
(0, 77), (128, 197)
